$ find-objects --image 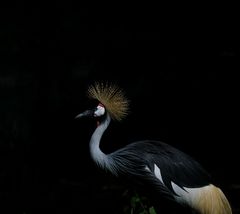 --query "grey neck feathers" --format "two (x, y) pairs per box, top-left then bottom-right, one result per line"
(89, 113), (112, 170)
